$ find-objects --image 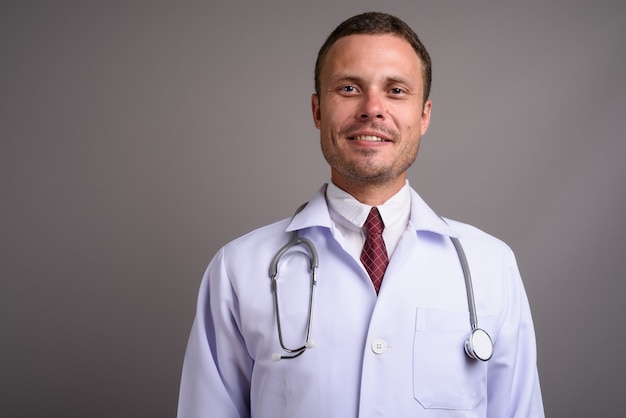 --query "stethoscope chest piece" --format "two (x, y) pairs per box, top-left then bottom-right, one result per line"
(465, 328), (494, 361)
